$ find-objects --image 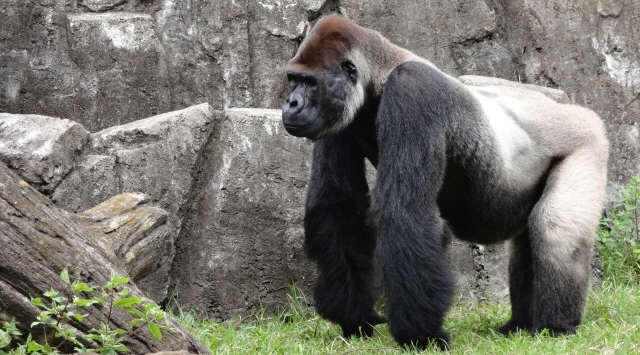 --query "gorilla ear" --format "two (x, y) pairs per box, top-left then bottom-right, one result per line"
(341, 60), (358, 81)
